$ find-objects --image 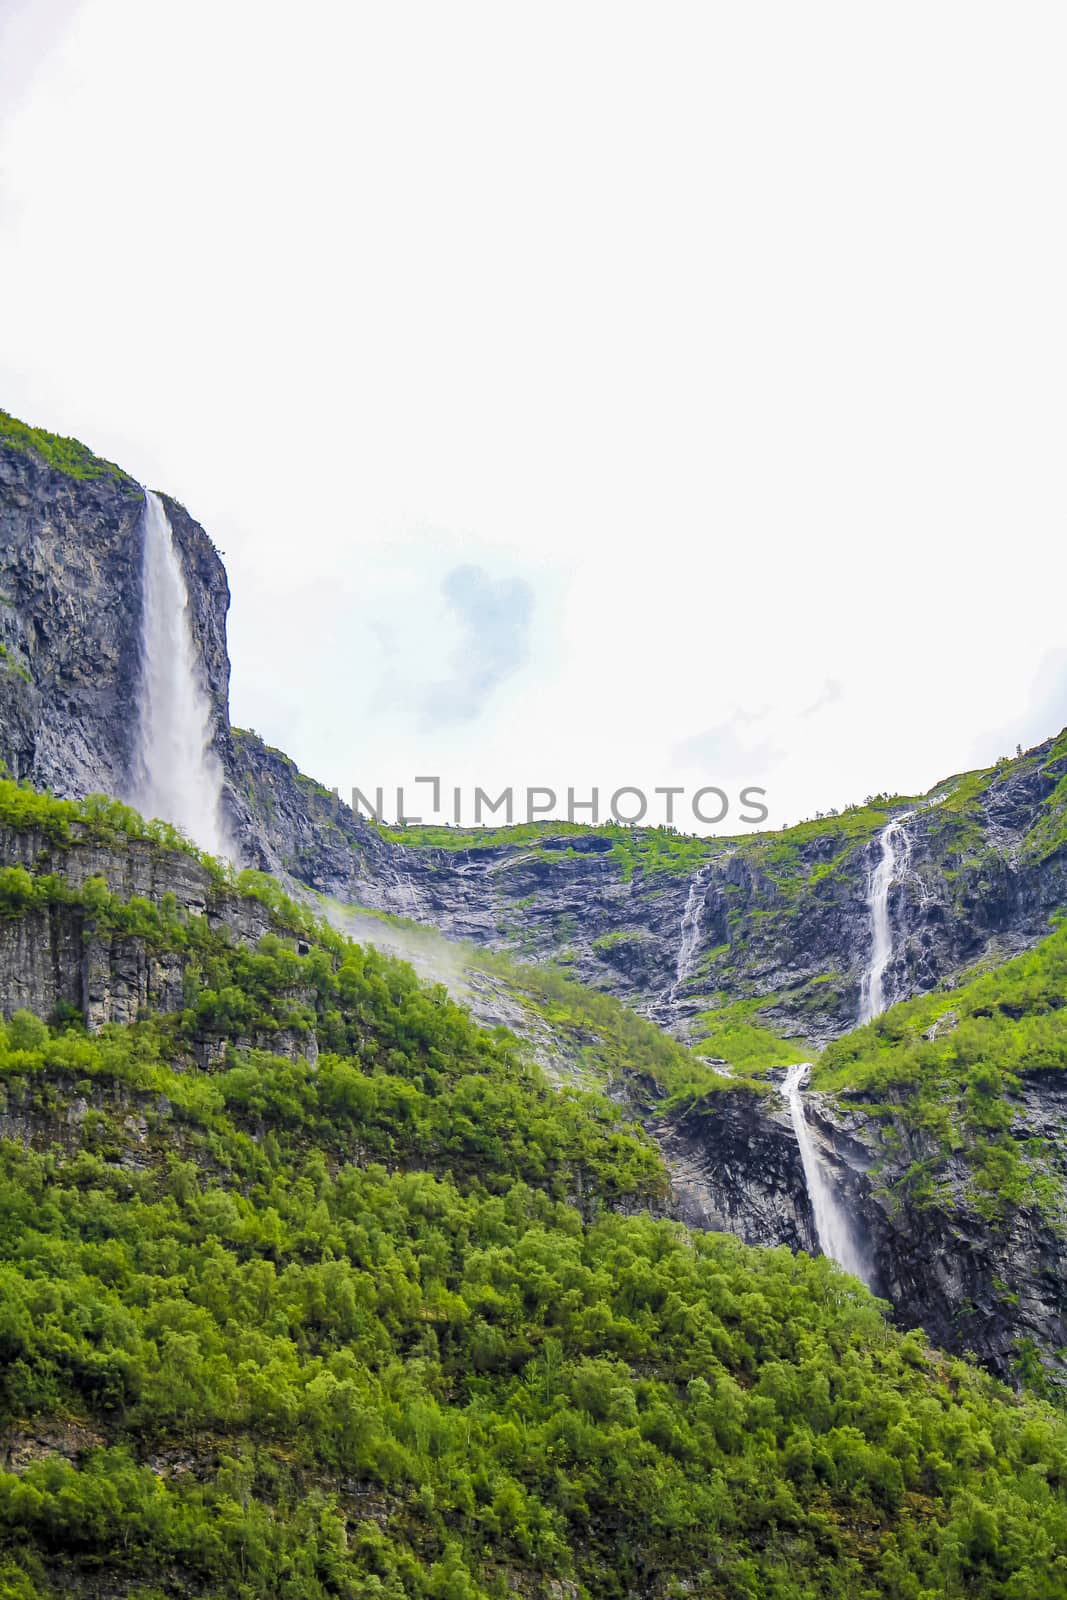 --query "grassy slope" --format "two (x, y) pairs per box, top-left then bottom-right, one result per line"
(812, 920), (1067, 1225)
(318, 900), (768, 1103)
(376, 732), (1067, 893)
(0, 786), (1066, 1594)
(0, 410), (135, 488)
